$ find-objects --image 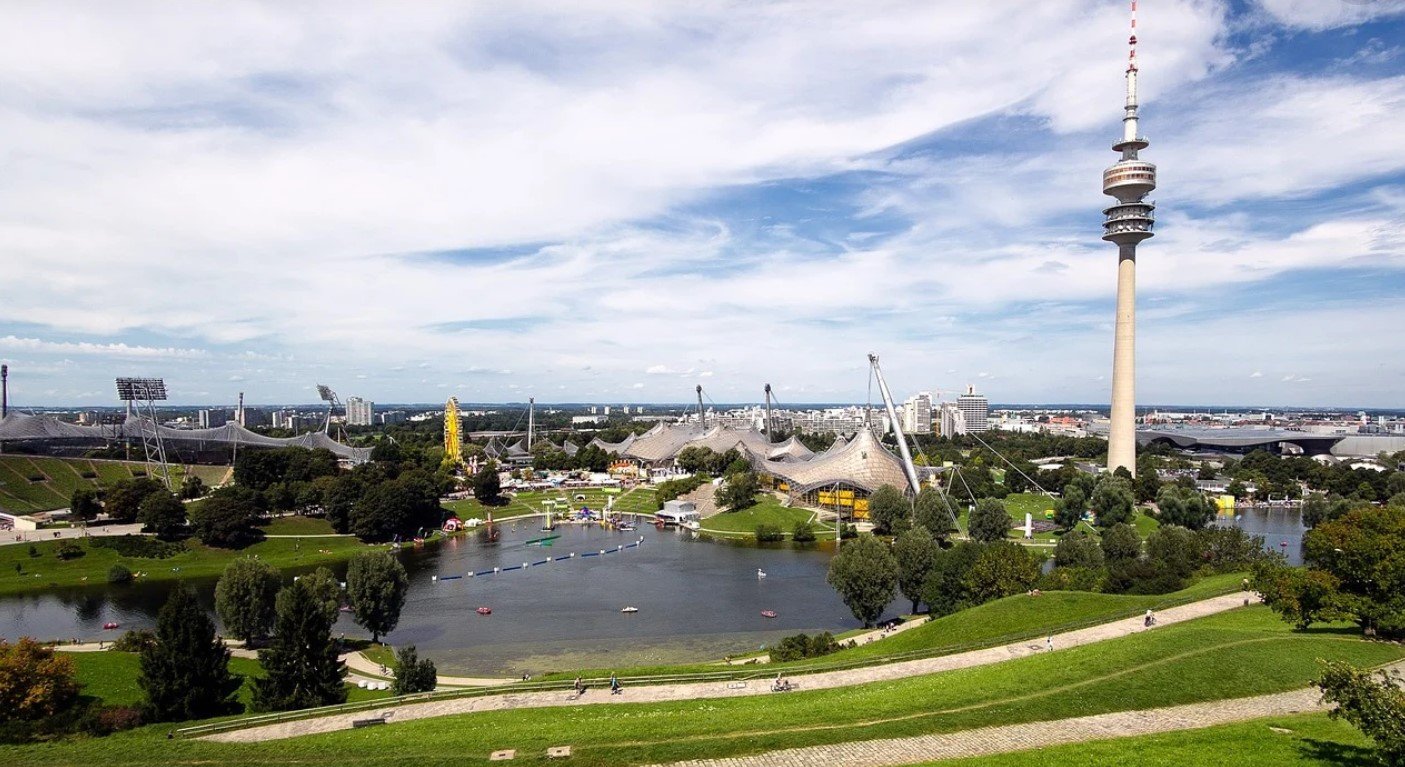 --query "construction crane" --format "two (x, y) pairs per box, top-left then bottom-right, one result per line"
(444, 396), (463, 468)
(867, 353), (922, 496)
